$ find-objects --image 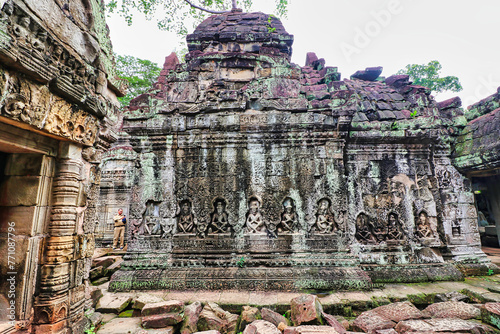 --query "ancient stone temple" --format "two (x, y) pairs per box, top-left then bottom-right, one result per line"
(451, 91), (500, 248)
(0, 0), (123, 332)
(104, 10), (497, 292)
